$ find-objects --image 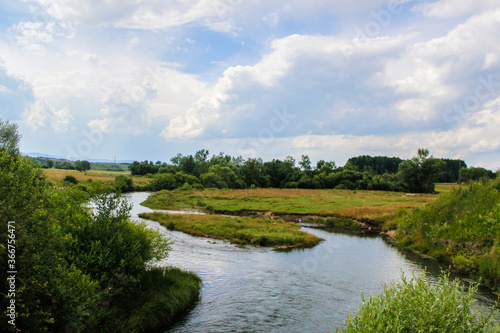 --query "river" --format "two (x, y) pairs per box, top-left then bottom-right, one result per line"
(123, 192), (498, 333)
